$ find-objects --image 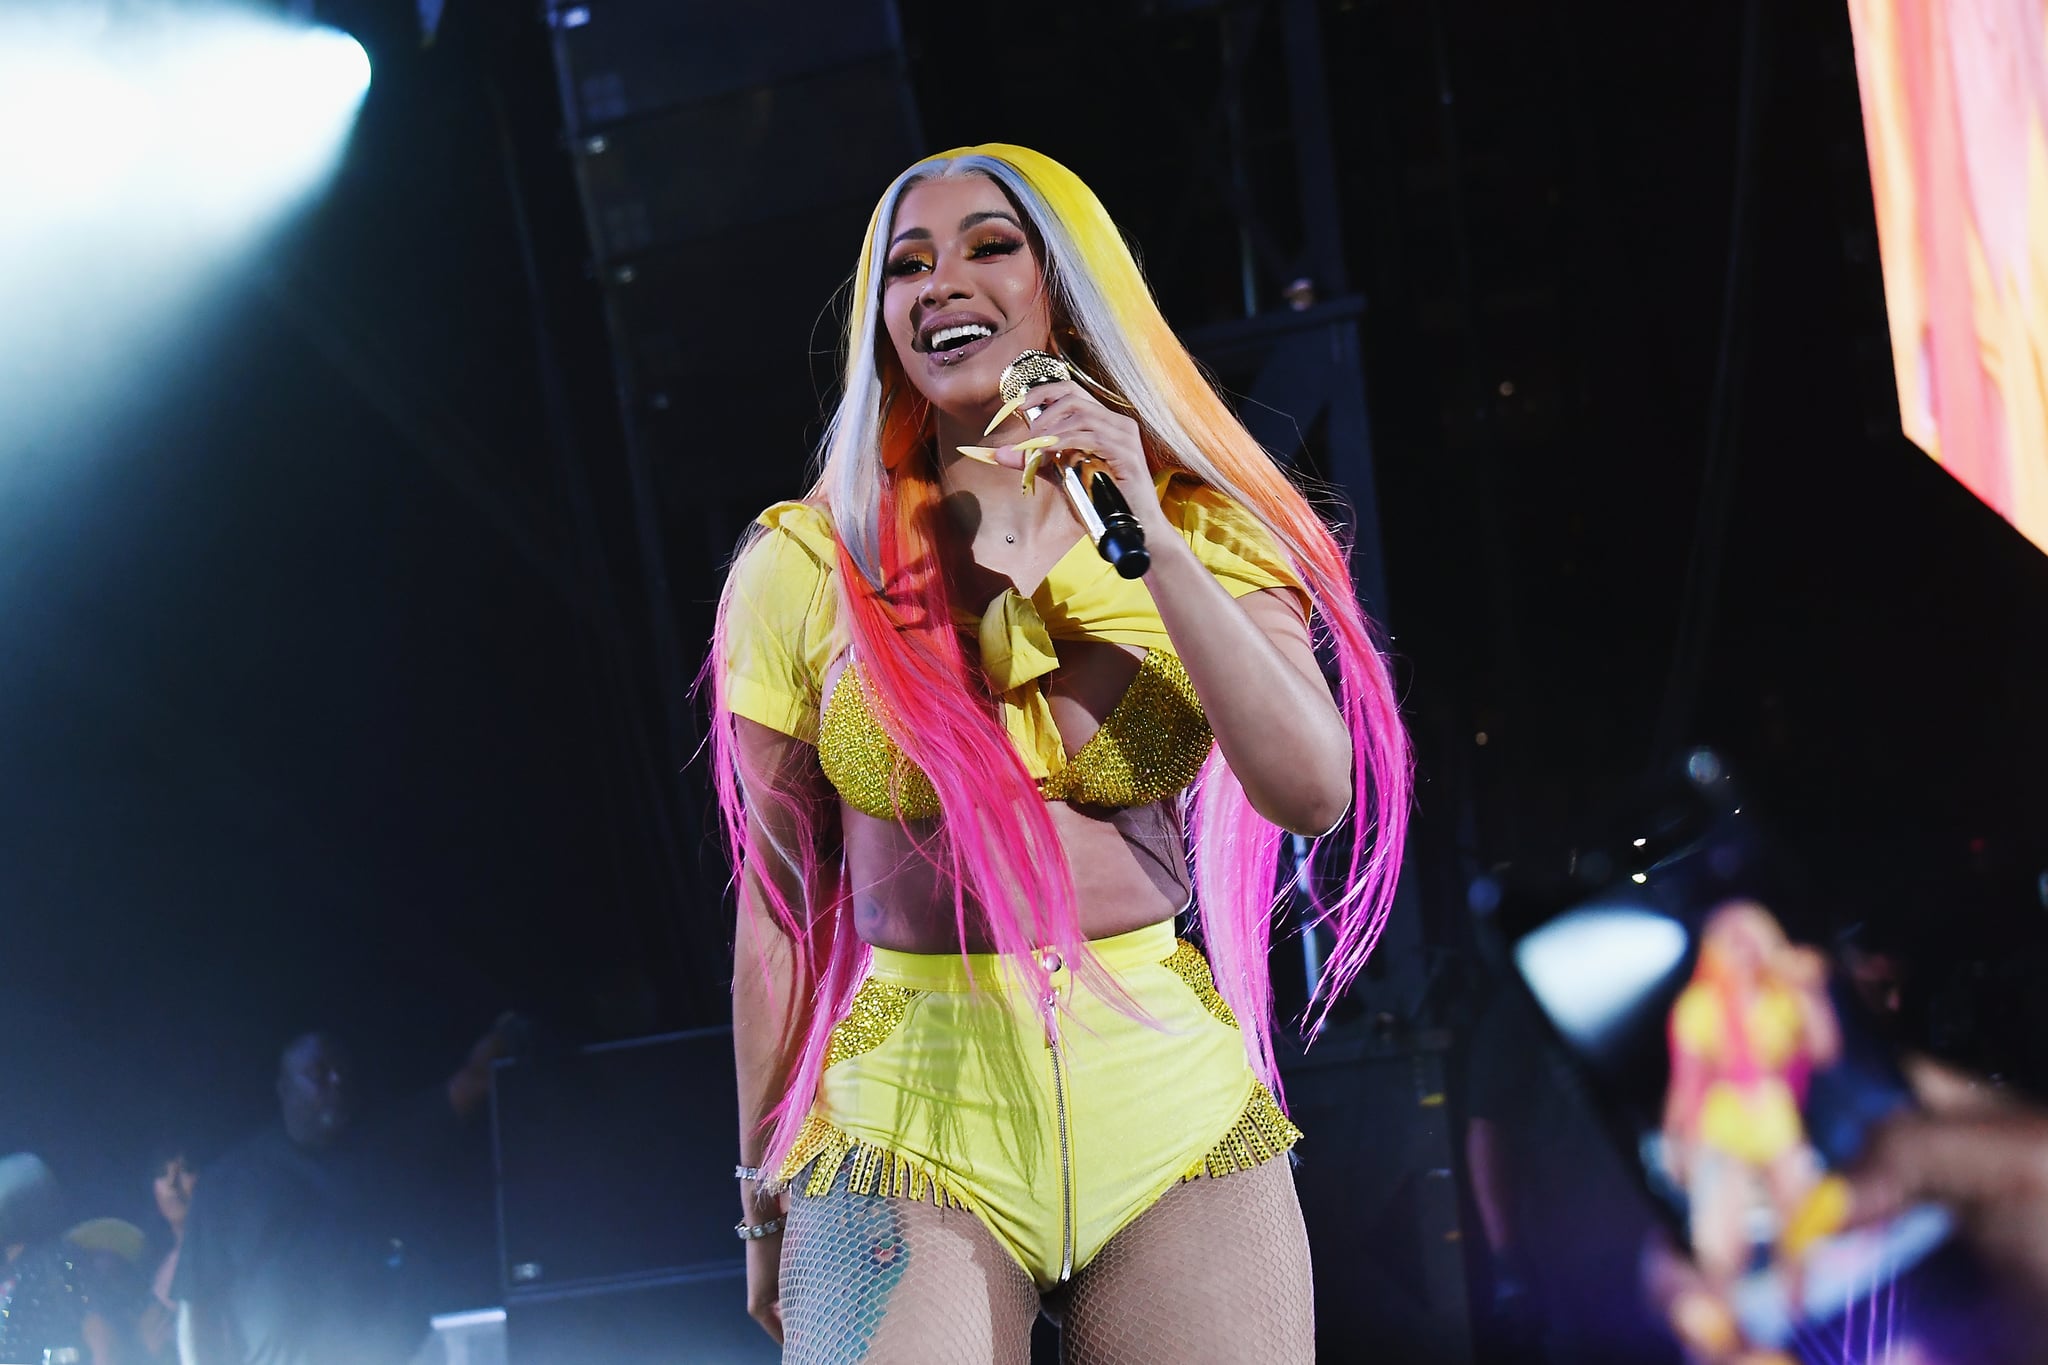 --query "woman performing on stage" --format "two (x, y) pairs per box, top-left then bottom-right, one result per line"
(712, 143), (1410, 1363)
